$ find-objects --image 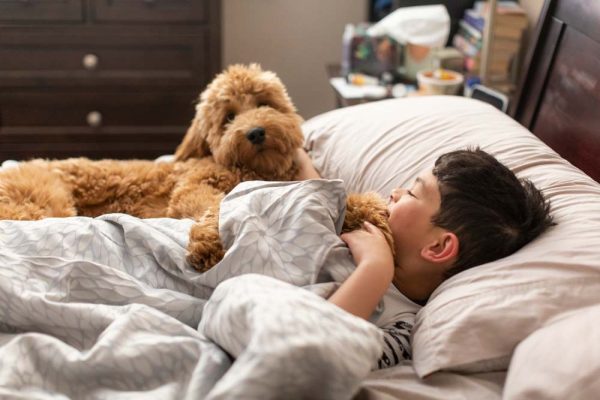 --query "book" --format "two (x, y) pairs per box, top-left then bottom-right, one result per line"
(454, 2), (526, 88)
(459, 19), (482, 41)
(464, 9), (485, 32)
(464, 2), (528, 35)
(453, 26), (520, 69)
(453, 34), (480, 57)
(457, 20), (483, 51)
